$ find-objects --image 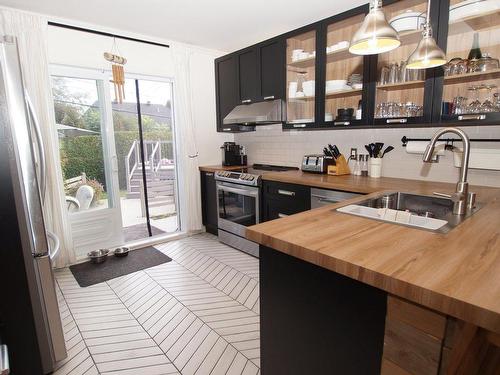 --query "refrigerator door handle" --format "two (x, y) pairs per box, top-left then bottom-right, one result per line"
(0, 344), (9, 375)
(24, 91), (47, 201)
(46, 231), (60, 260)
